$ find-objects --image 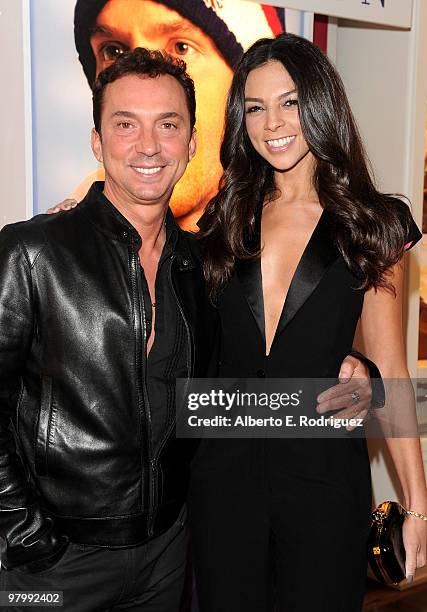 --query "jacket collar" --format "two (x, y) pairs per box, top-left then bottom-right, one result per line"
(236, 208), (339, 349)
(80, 182), (196, 271)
